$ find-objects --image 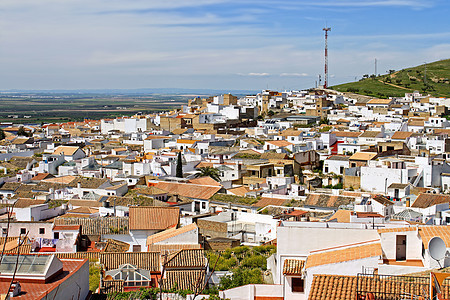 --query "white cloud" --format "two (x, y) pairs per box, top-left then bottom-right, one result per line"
(280, 73), (309, 77)
(241, 73), (271, 76)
